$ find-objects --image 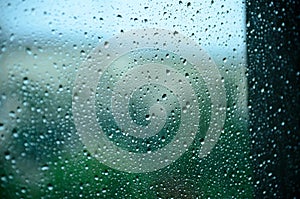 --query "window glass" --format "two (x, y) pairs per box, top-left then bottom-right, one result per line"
(0, 0), (298, 198)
